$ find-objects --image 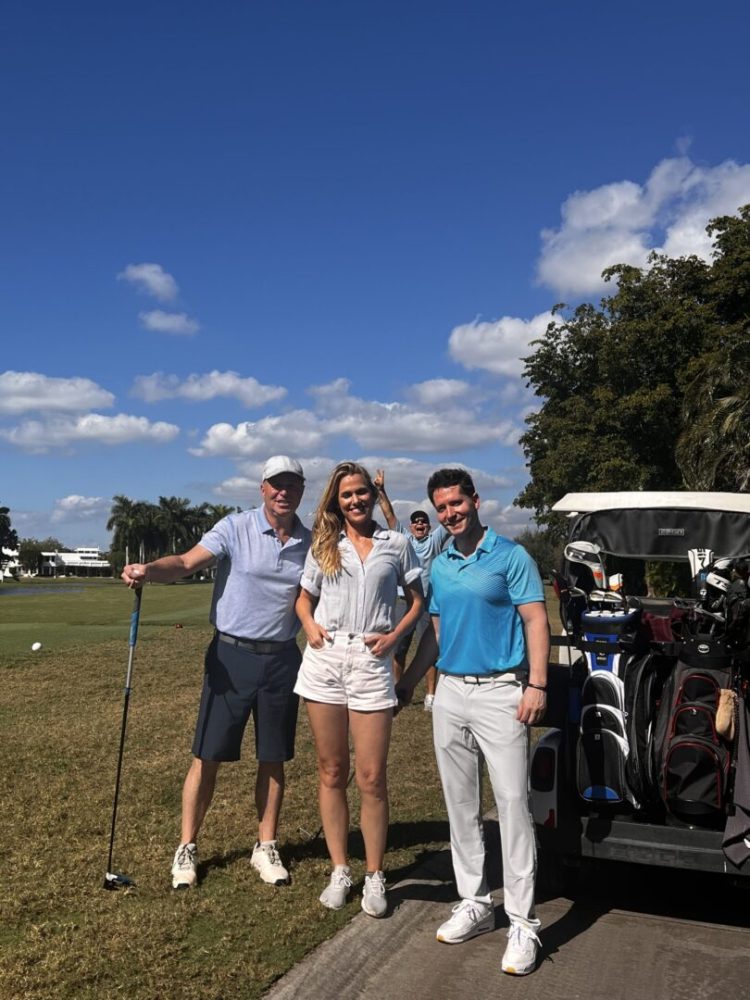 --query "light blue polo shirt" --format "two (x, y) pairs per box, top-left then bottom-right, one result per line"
(200, 507), (311, 641)
(428, 526), (544, 675)
(395, 521), (449, 604)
